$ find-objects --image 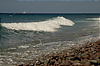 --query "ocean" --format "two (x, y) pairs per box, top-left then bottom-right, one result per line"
(0, 13), (100, 65)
